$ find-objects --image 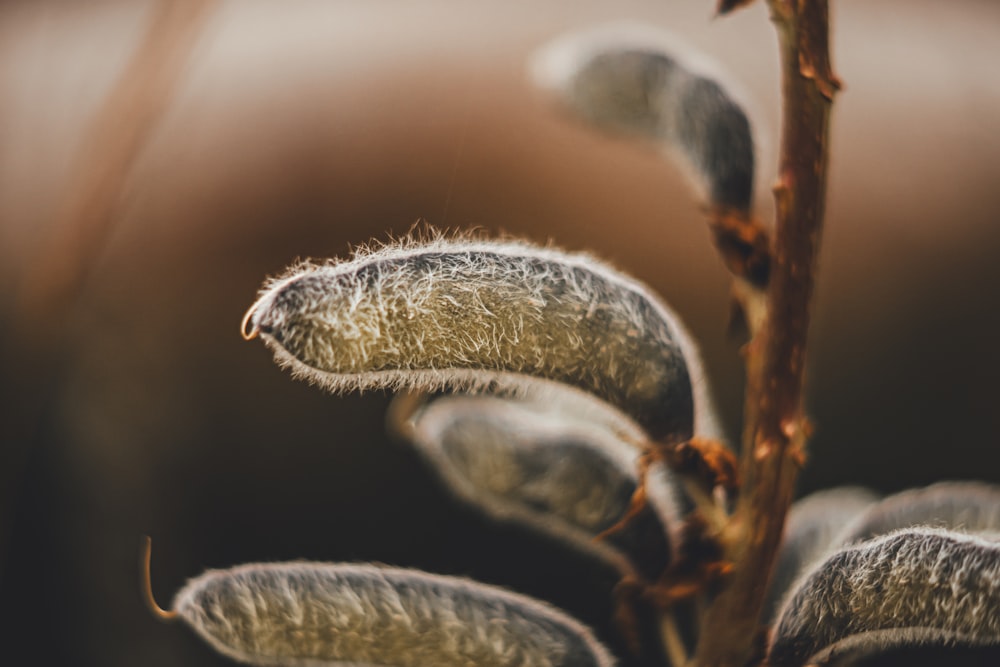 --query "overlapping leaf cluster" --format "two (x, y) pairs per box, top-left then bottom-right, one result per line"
(153, 20), (1000, 667)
